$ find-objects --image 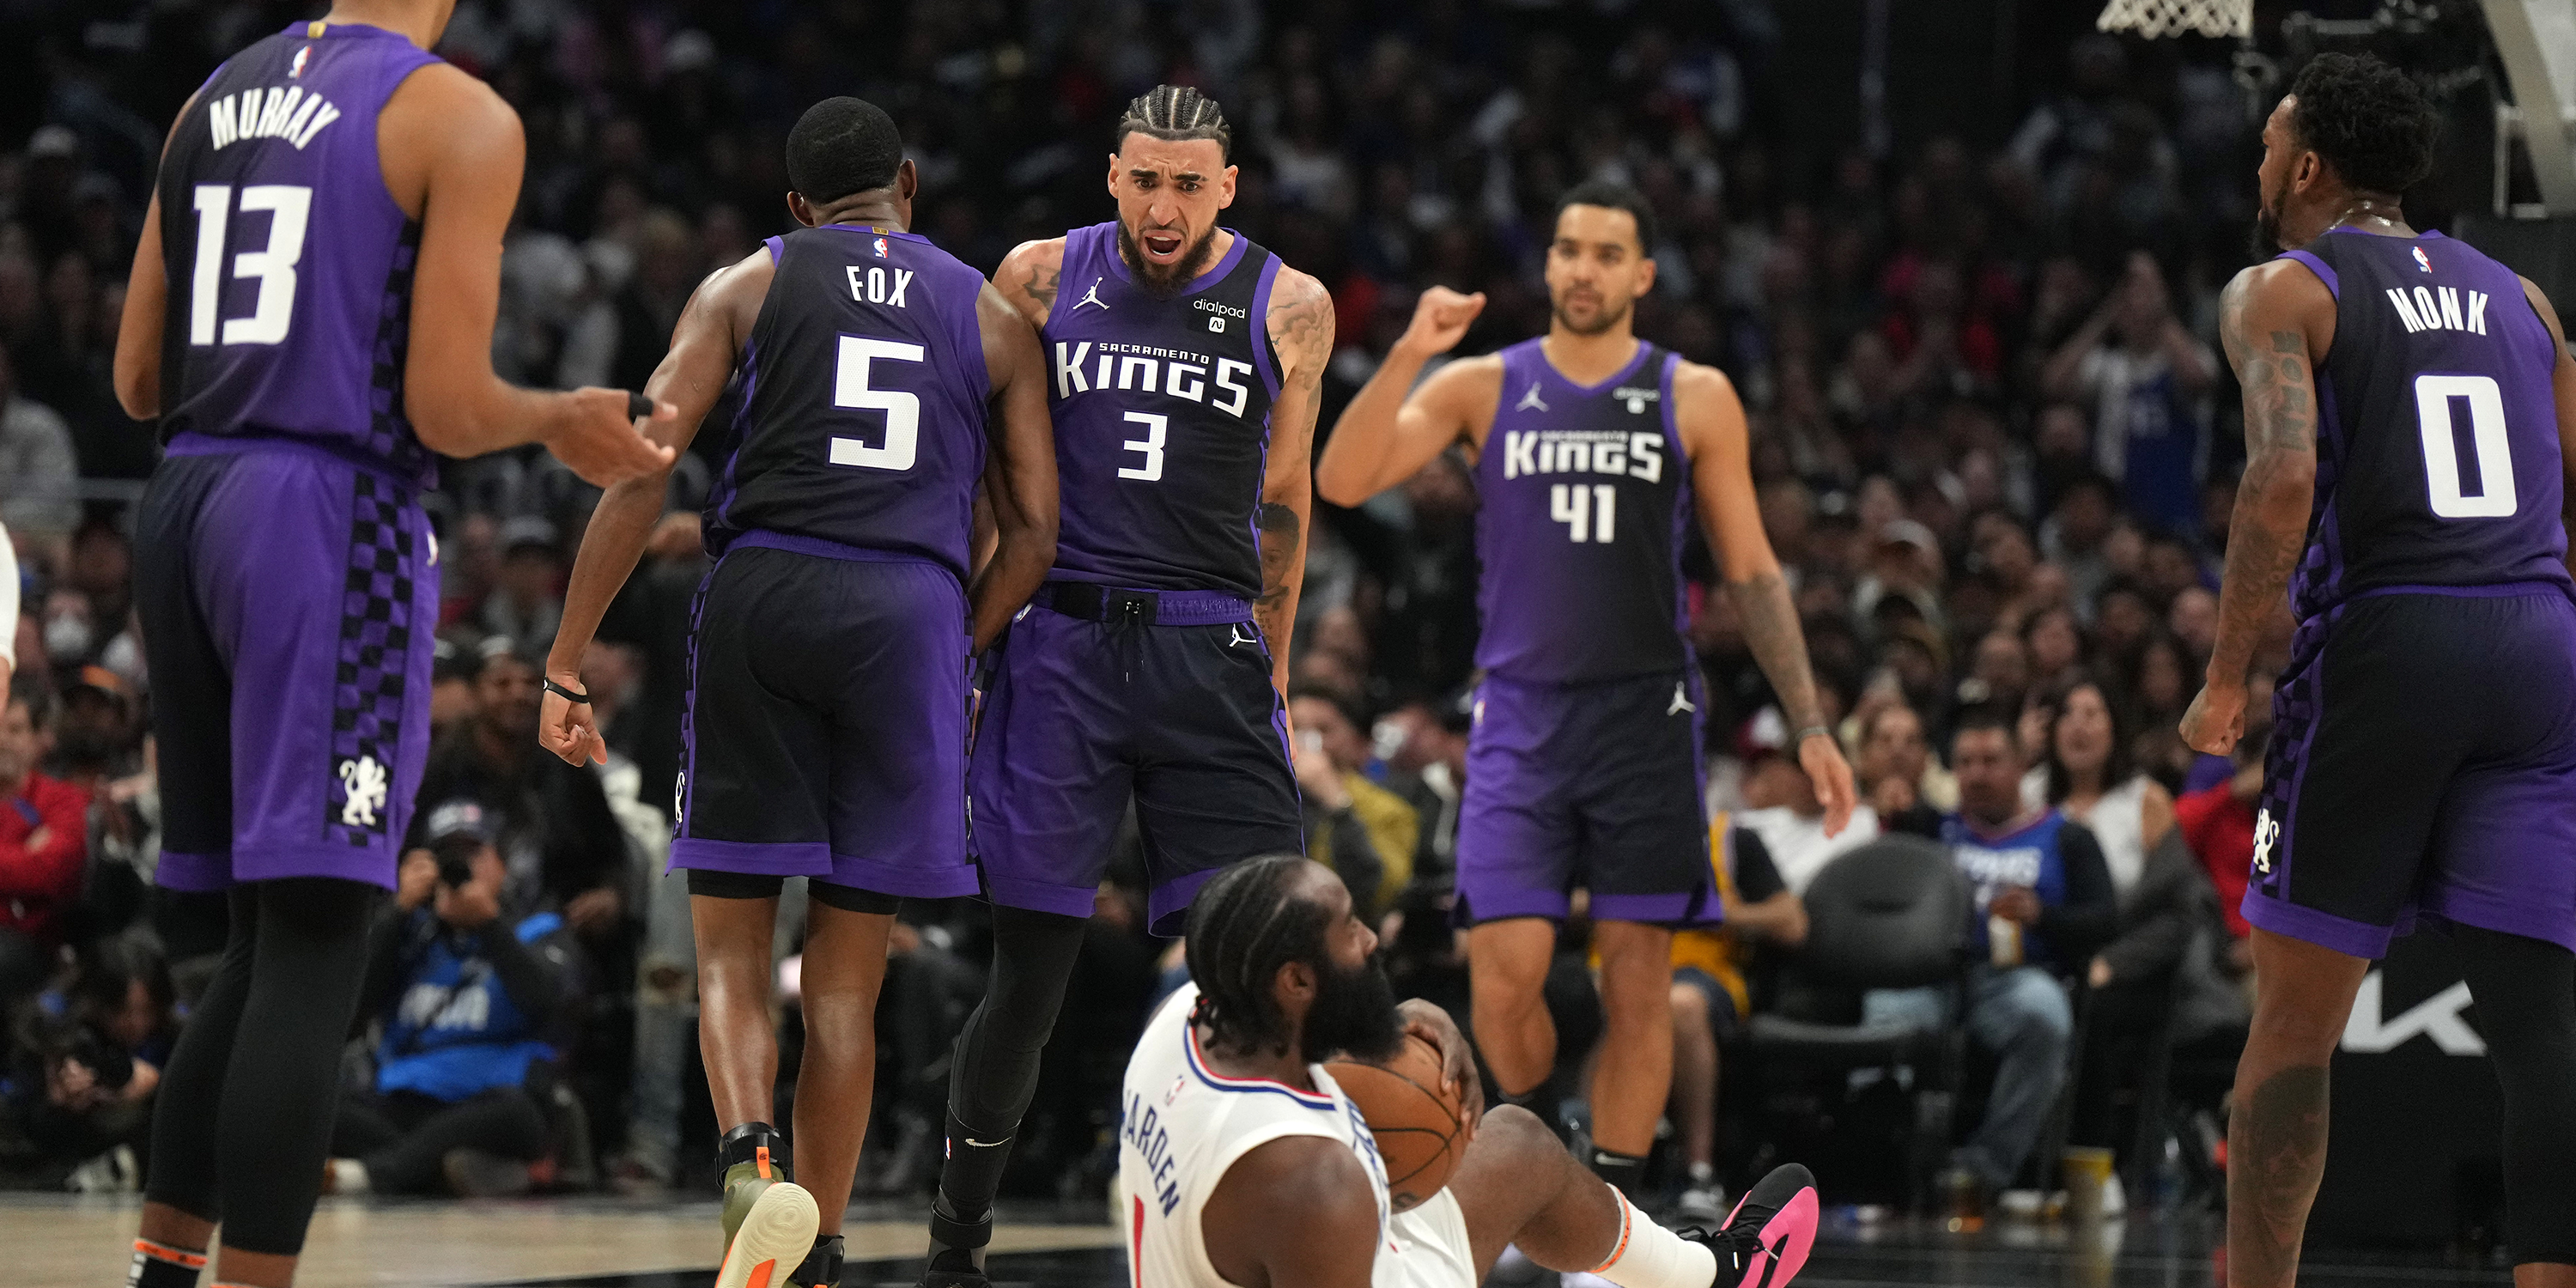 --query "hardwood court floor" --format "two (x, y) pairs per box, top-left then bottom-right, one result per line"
(1, 1194), (2518, 1288)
